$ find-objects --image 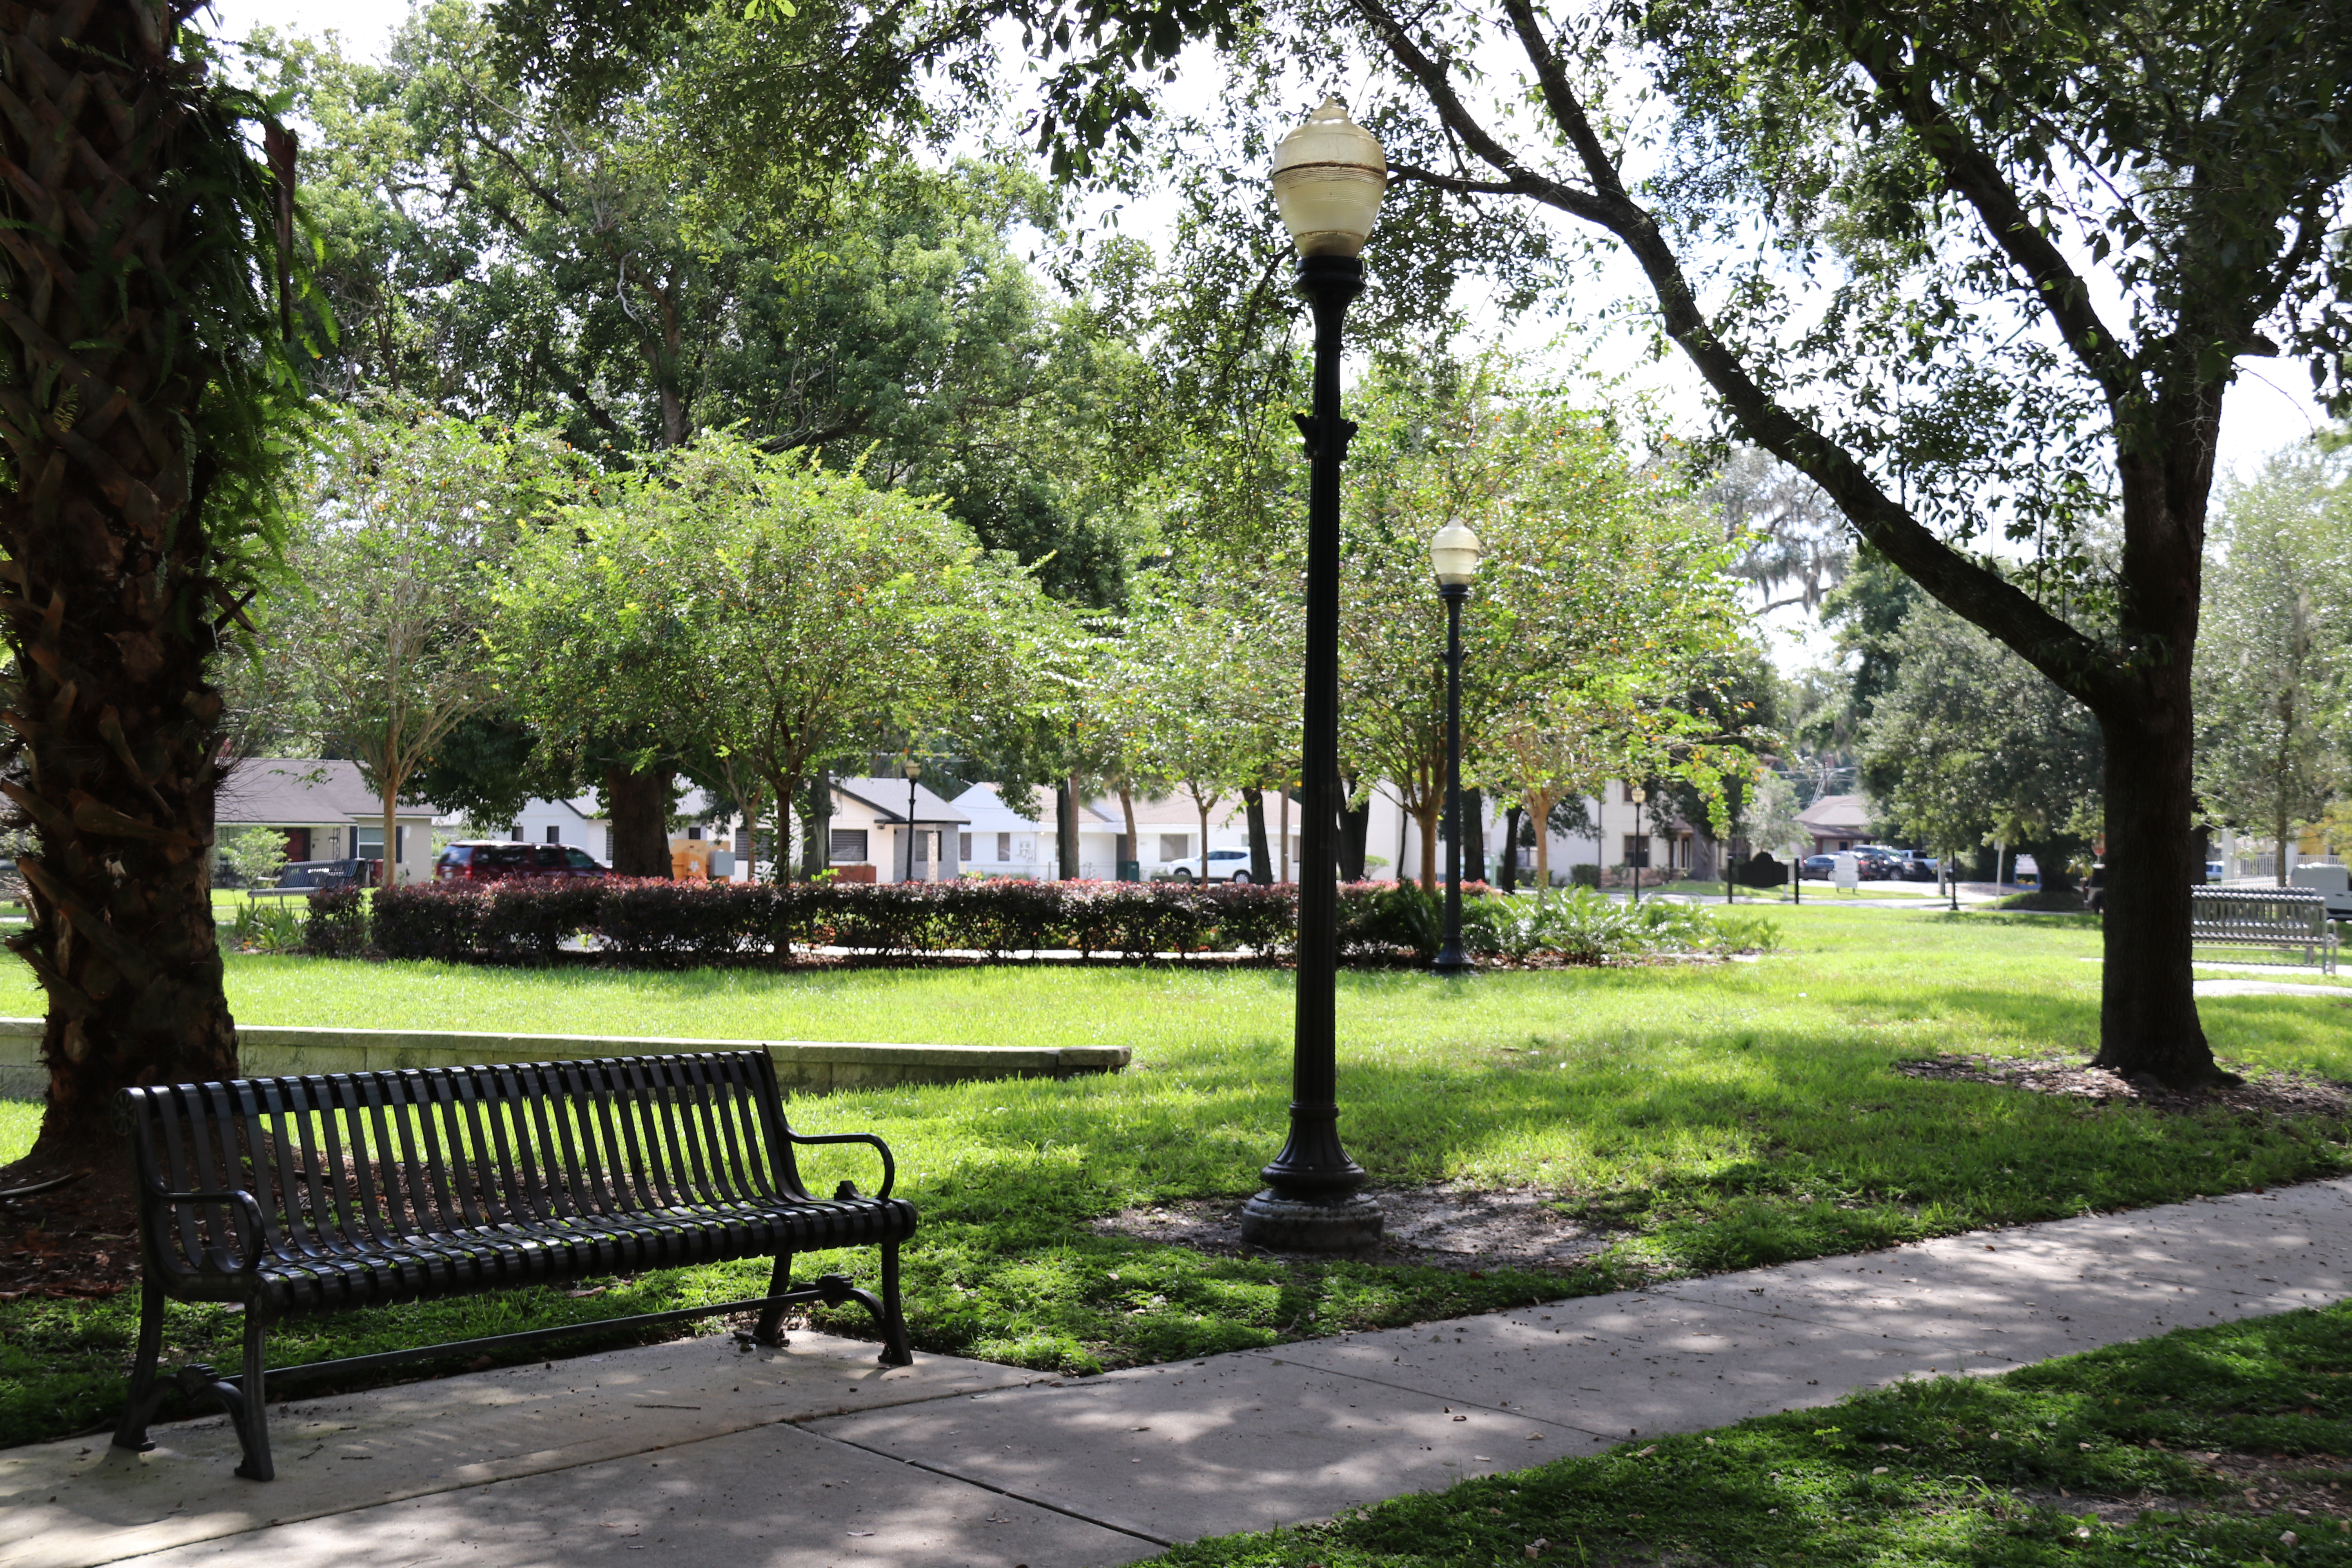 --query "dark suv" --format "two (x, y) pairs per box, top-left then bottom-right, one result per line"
(435, 842), (610, 882)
